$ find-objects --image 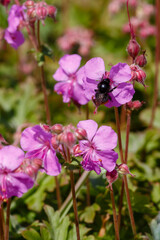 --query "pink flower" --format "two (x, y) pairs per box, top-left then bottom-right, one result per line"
(4, 30), (25, 50)
(4, 5), (25, 49)
(20, 125), (61, 176)
(0, 146), (34, 200)
(84, 57), (135, 108)
(76, 120), (118, 174)
(53, 54), (89, 105)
